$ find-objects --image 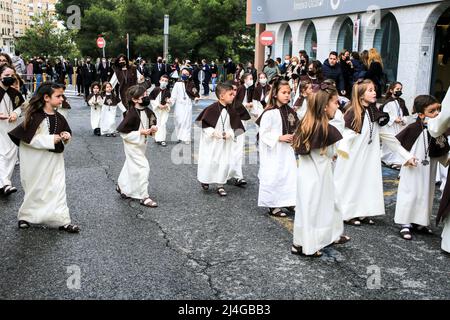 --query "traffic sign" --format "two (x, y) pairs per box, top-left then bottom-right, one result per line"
(97, 37), (106, 49)
(260, 31), (275, 46)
